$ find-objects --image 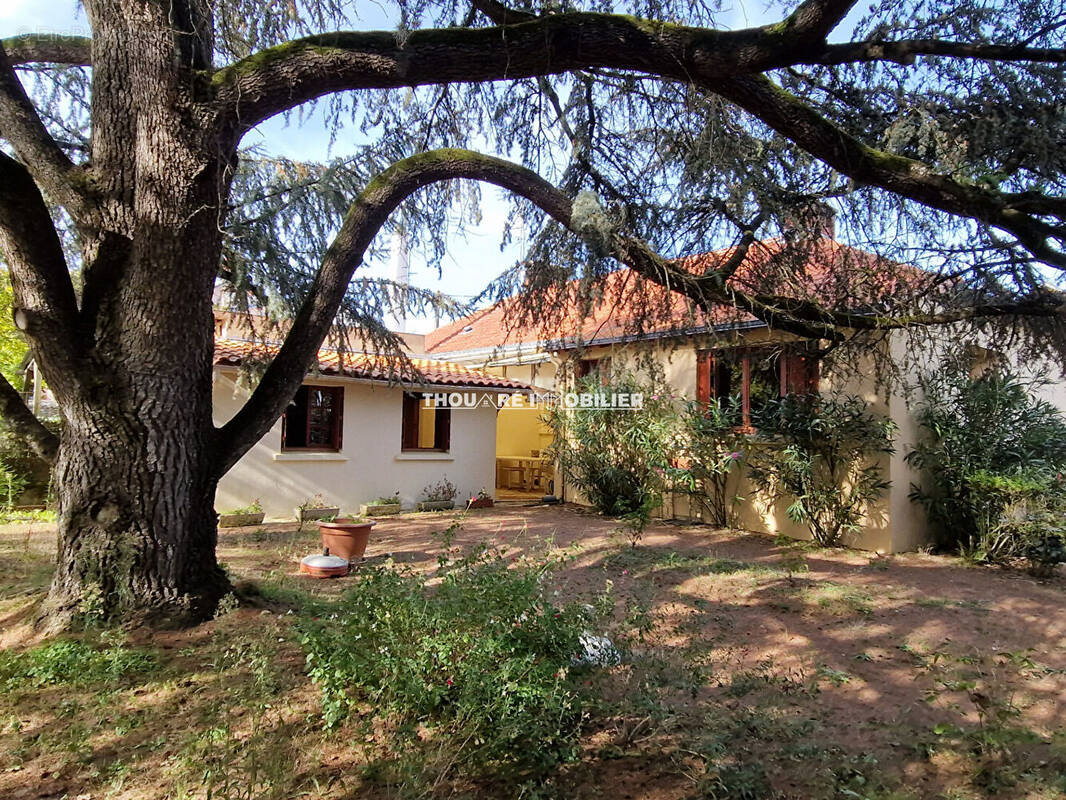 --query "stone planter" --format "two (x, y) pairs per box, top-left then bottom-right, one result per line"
(360, 502), (402, 517)
(218, 511), (265, 528)
(295, 506), (340, 524)
(318, 518), (375, 562)
(416, 500), (455, 512)
(467, 497), (494, 509)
